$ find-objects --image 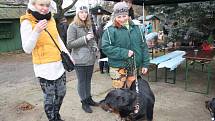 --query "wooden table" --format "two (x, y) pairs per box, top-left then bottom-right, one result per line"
(148, 44), (166, 59)
(183, 49), (215, 94)
(148, 44), (155, 59)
